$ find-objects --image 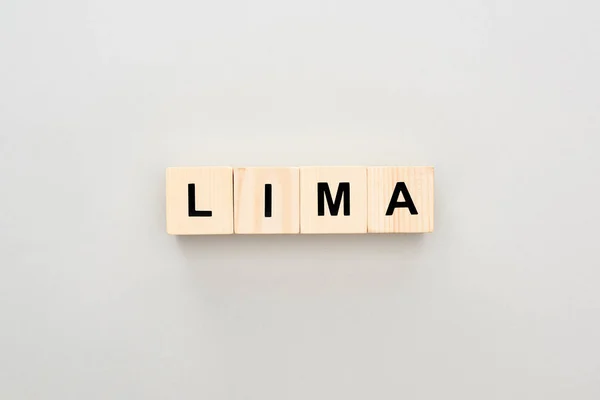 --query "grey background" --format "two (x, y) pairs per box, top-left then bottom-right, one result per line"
(1, 0), (599, 399)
